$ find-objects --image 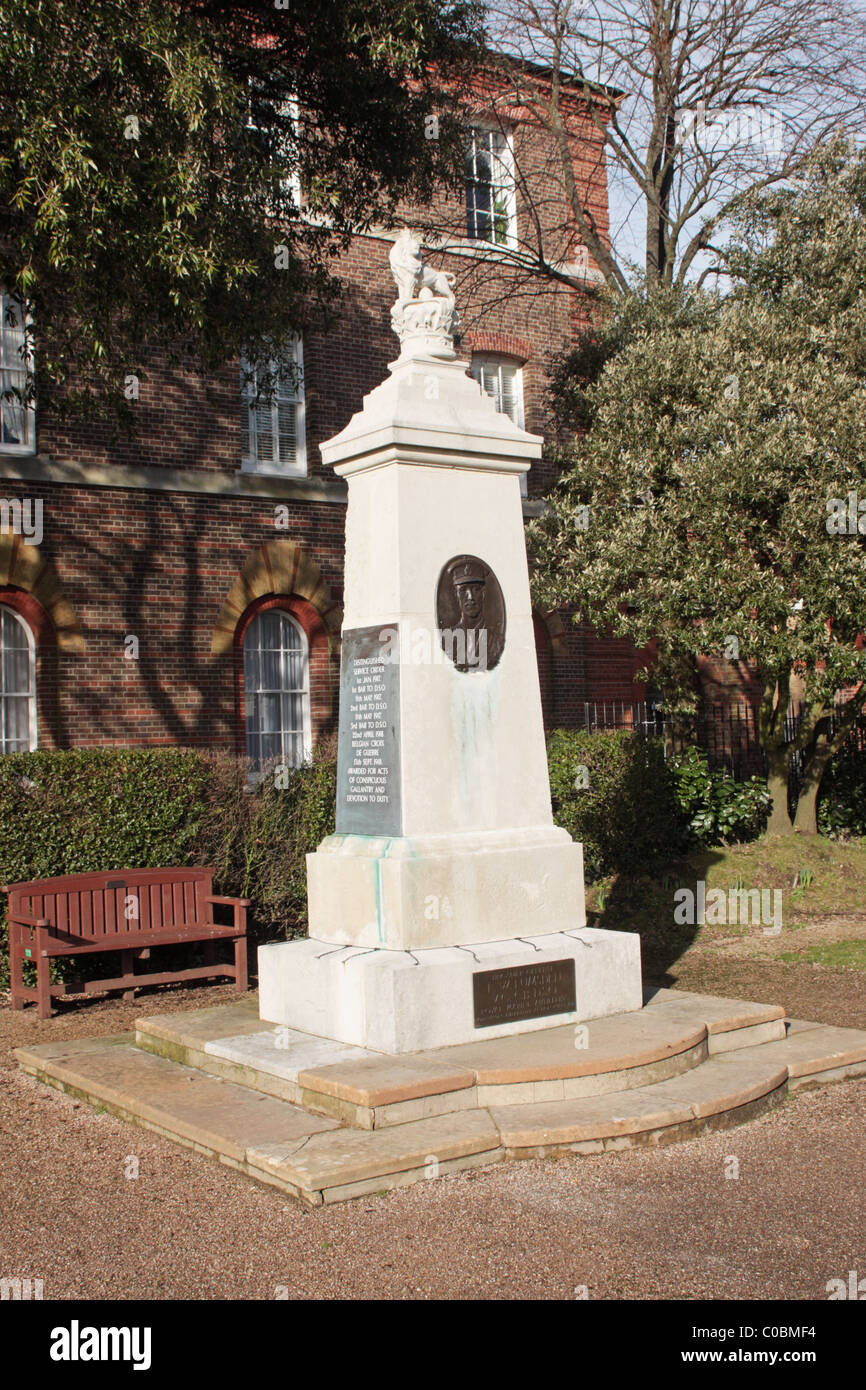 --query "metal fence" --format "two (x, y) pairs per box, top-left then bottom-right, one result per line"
(576, 696), (866, 791)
